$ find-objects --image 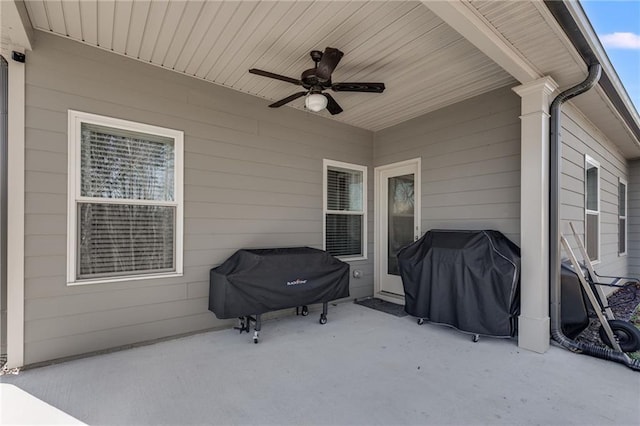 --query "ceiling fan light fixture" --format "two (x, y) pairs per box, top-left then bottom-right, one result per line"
(305, 93), (327, 112)
(250, 47), (385, 115)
